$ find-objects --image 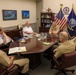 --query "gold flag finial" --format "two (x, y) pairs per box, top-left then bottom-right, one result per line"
(72, 4), (74, 9)
(60, 4), (63, 9)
